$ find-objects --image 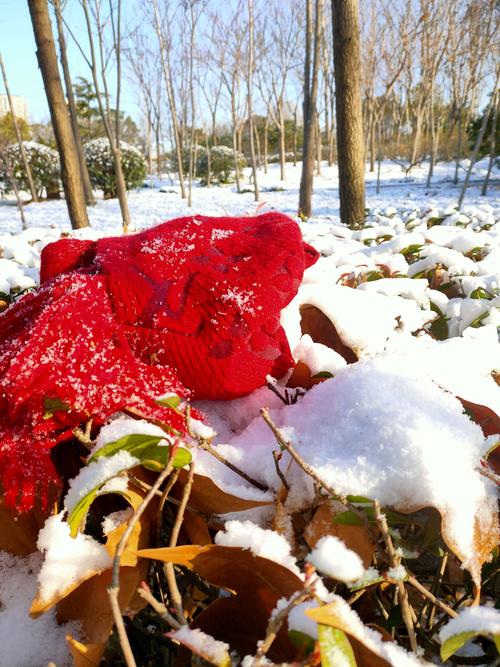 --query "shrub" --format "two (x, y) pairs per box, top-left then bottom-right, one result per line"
(0, 141), (60, 198)
(170, 145), (207, 176)
(84, 138), (147, 198)
(198, 145), (246, 184)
